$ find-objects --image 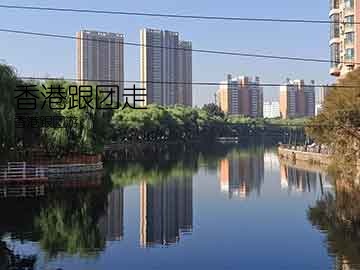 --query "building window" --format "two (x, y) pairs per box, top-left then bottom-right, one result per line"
(330, 43), (340, 67)
(345, 32), (354, 44)
(330, 0), (340, 9)
(345, 48), (355, 60)
(330, 14), (340, 39)
(345, 0), (354, 9)
(345, 15), (354, 31)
